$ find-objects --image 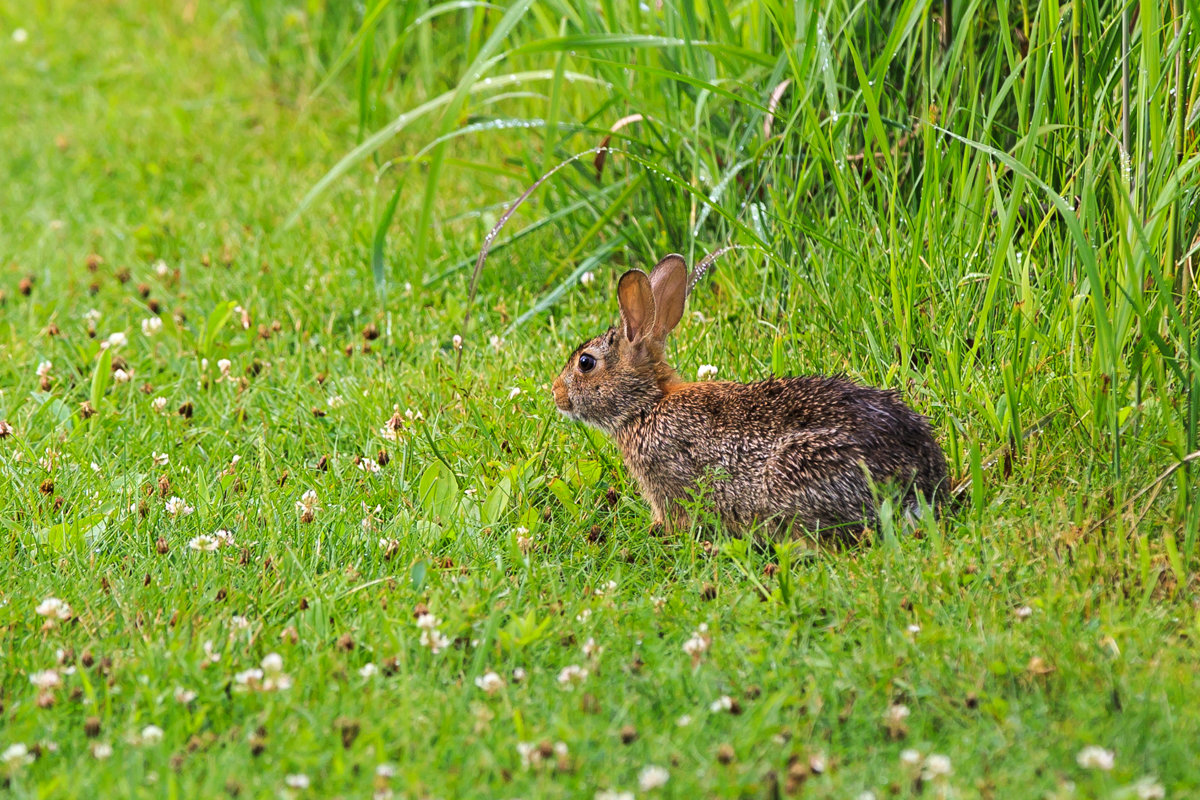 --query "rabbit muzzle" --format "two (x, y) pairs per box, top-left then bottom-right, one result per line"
(551, 375), (576, 418)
